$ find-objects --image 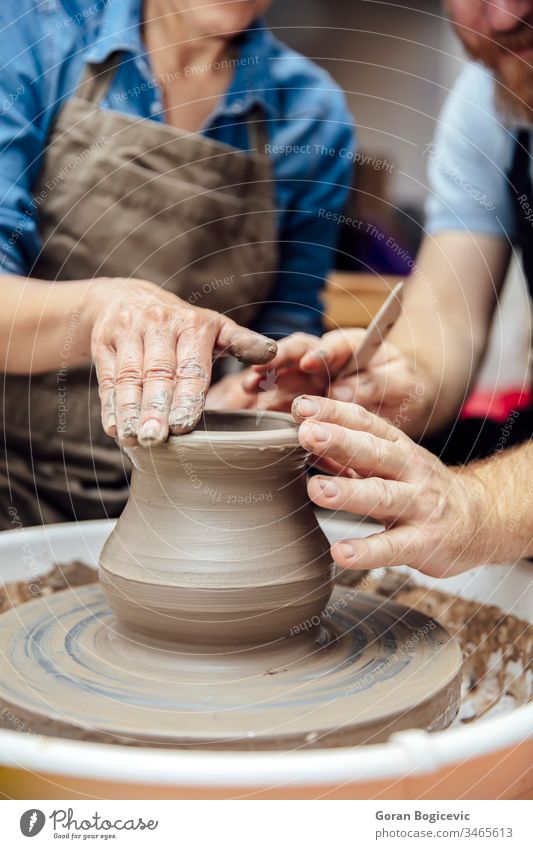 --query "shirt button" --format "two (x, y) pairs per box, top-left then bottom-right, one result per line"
(230, 100), (244, 113)
(150, 101), (162, 115)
